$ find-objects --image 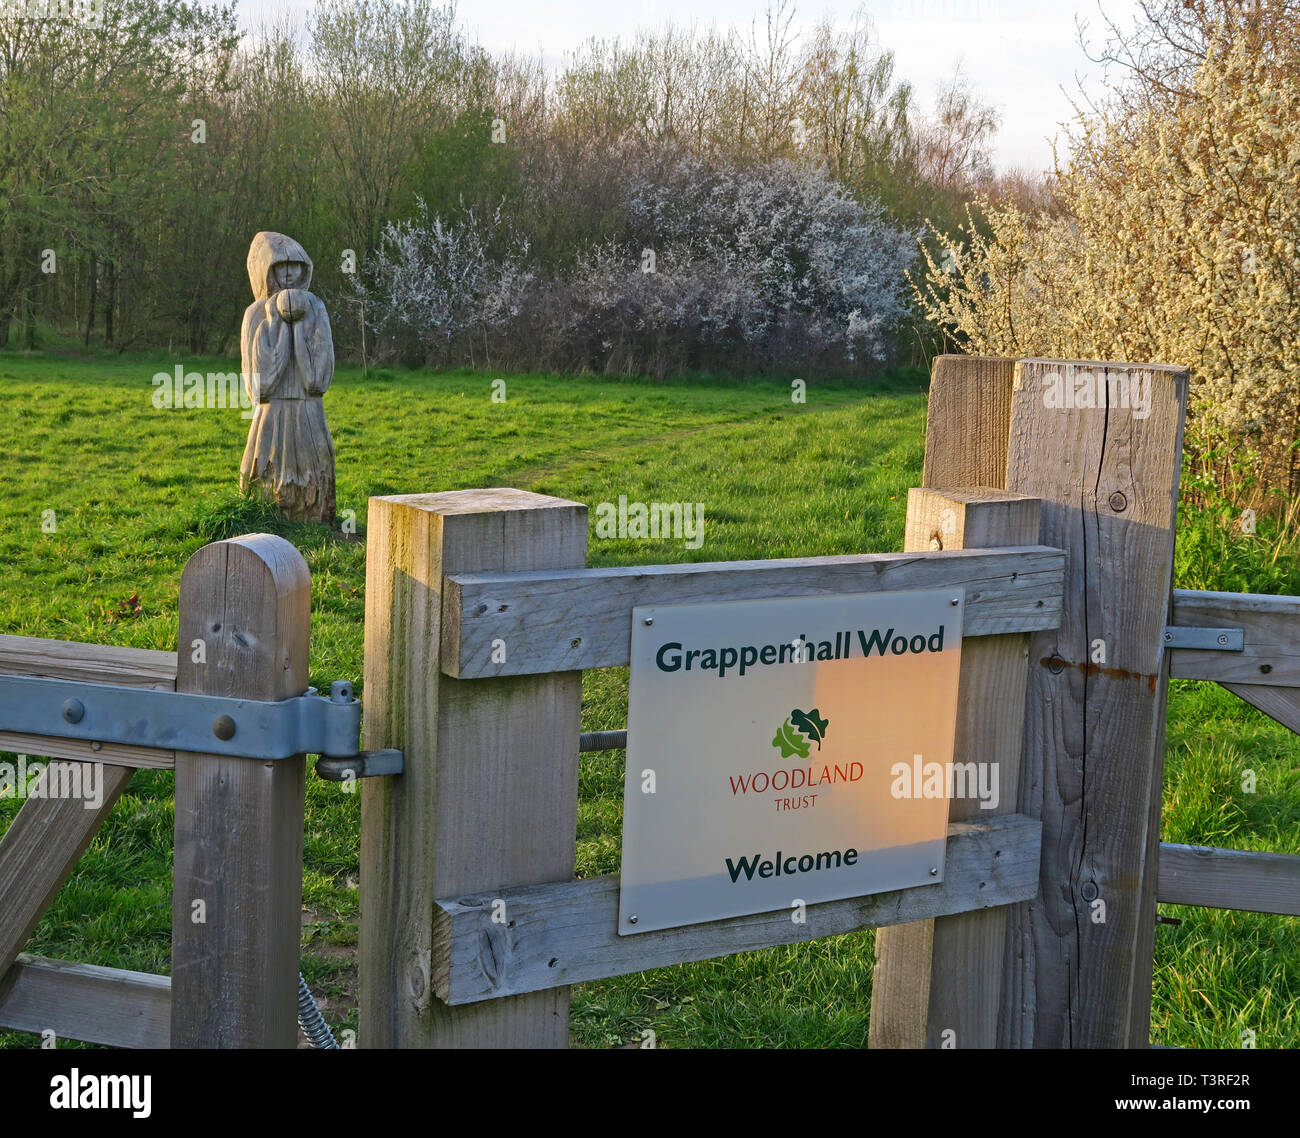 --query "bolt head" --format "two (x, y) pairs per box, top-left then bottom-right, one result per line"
(644, 617), (653, 626)
(61, 698), (85, 724)
(212, 714), (237, 742)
